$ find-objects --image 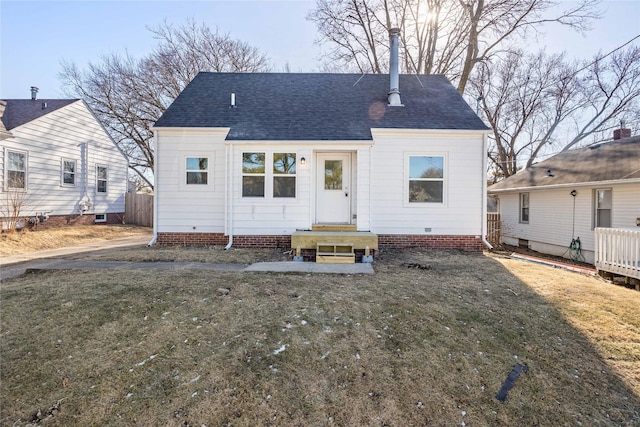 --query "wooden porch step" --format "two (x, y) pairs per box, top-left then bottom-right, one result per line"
(312, 224), (357, 232)
(316, 242), (355, 264)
